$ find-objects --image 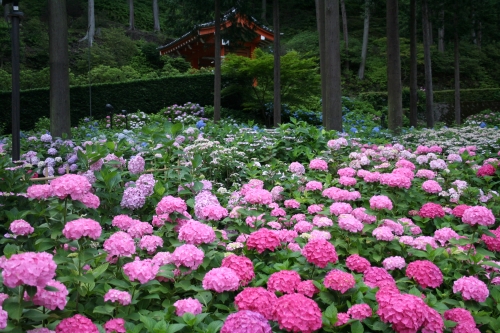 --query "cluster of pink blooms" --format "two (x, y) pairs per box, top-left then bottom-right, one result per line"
(267, 270), (301, 294)
(444, 308), (480, 333)
(289, 162), (305, 175)
(173, 297), (203, 316)
(418, 202), (445, 218)
(363, 267), (395, 288)
(55, 314), (99, 333)
(178, 220), (216, 245)
(246, 228), (281, 253)
(103, 318), (126, 333)
(309, 158), (328, 171)
(221, 255), (255, 286)
(62, 218), (102, 240)
(235, 287), (277, 320)
(382, 256), (406, 270)
(324, 270), (356, 294)
(127, 155), (145, 174)
(25, 279), (68, 310)
(155, 195), (187, 215)
(111, 215), (138, 231)
(297, 280), (319, 297)
(406, 260), (443, 288)
(322, 187), (360, 201)
(9, 219), (34, 236)
(301, 238), (338, 268)
(120, 186), (146, 210)
(244, 188), (273, 205)
(339, 176), (357, 186)
(221, 310), (271, 333)
(346, 254), (371, 273)
(338, 214), (364, 233)
(372, 226), (394, 241)
(369, 195), (393, 210)
(272, 293), (322, 333)
(138, 235), (164, 254)
(379, 173), (412, 189)
(453, 276), (489, 302)
(1, 252), (57, 288)
(170, 244), (204, 270)
(434, 227), (461, 246)
(305, 181), (322, 191)
(103, 231), (136, 262)
(123, 258), (159, 284)
(351, 207), (376, 223)
(347, 303), (372, 321)
(422, 180), (442, 193)
(476, 163), (496, 177)
(481, 227), (500, 251)
(461, 206), (495, 226)
(104, 289), (132, 305)
(202, 267), (240, 292)
(329, 202), (353, 215)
